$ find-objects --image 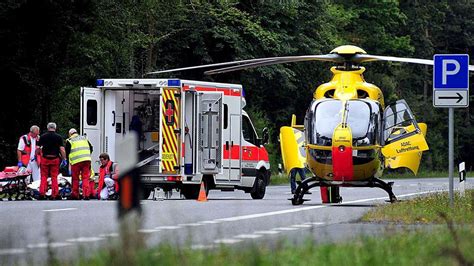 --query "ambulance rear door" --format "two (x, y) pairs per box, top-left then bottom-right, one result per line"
(81, 87), (102, 172)
(196, 91), (223, 176)
(160, 87), (181, 174)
